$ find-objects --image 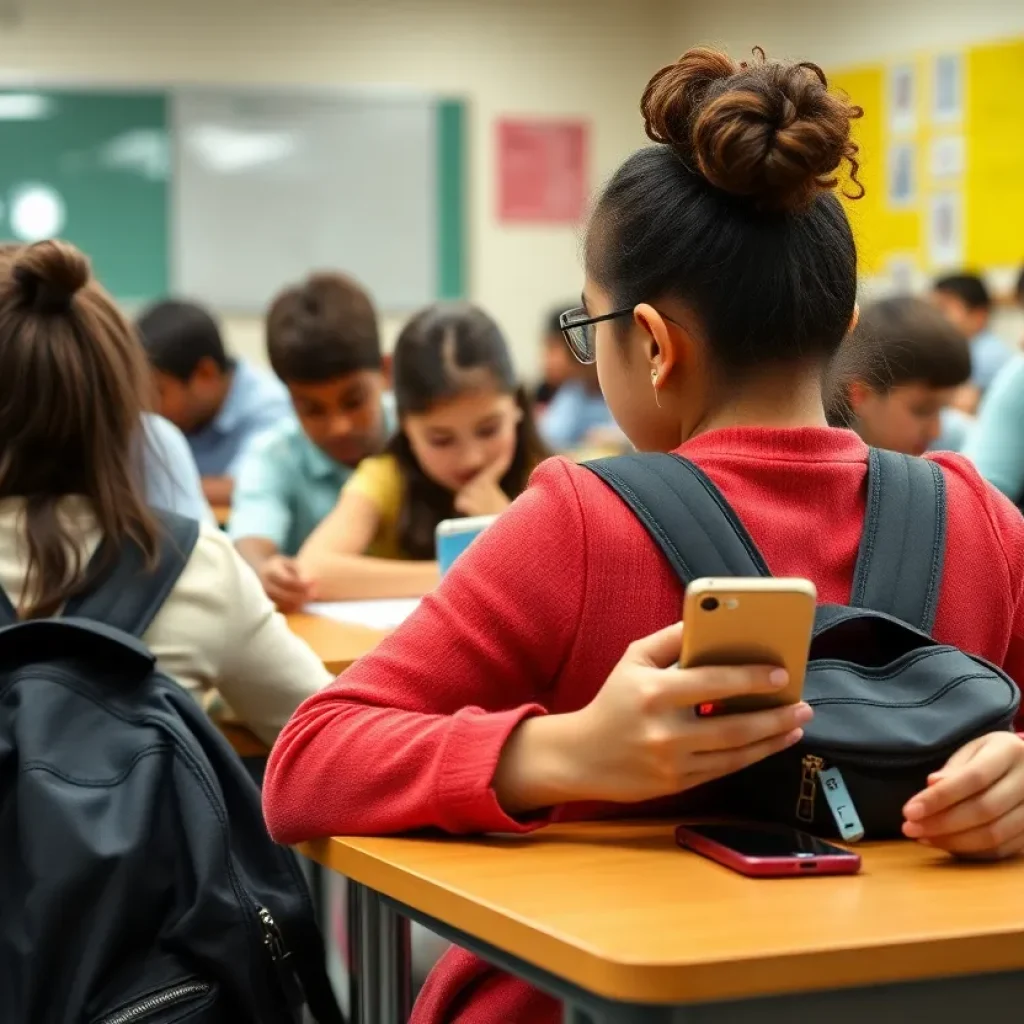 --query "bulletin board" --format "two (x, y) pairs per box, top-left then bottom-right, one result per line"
(829, 35), (1024, 279)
